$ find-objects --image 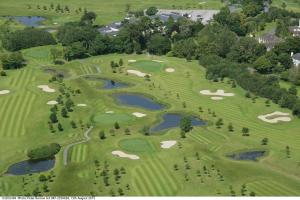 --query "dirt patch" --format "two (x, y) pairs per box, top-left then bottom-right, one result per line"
(112, 150), (140, 160)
